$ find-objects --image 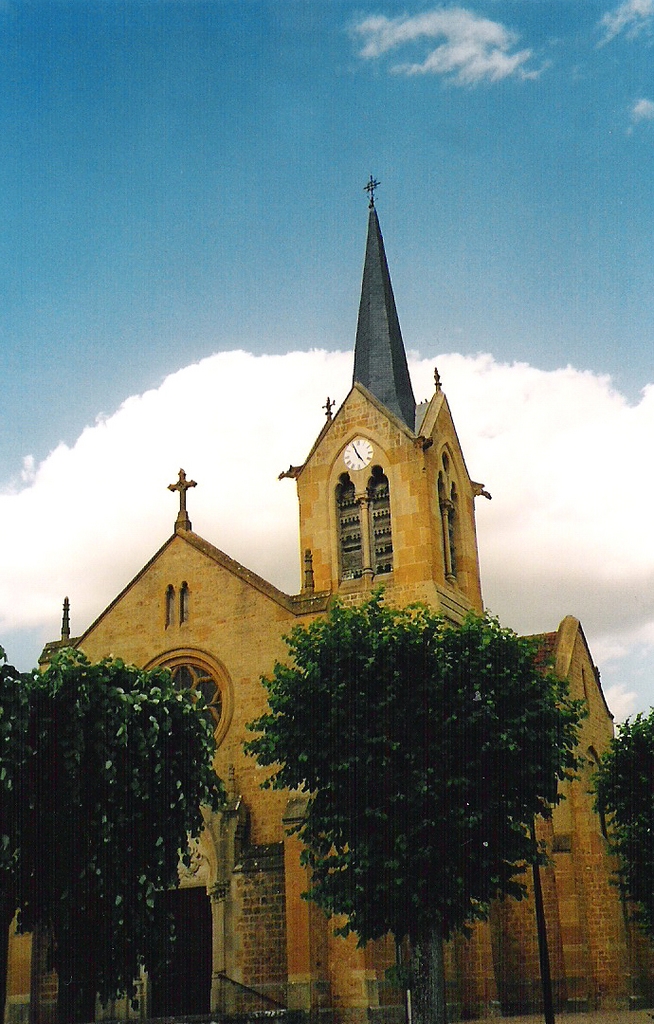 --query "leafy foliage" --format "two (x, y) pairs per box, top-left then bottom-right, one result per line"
(595, 711), (654, 936)
(0, 647), (36, 1021)
(0, 647), (34, 881)
(246, 593), (582, 945)
(14, 649), (224, 1020)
